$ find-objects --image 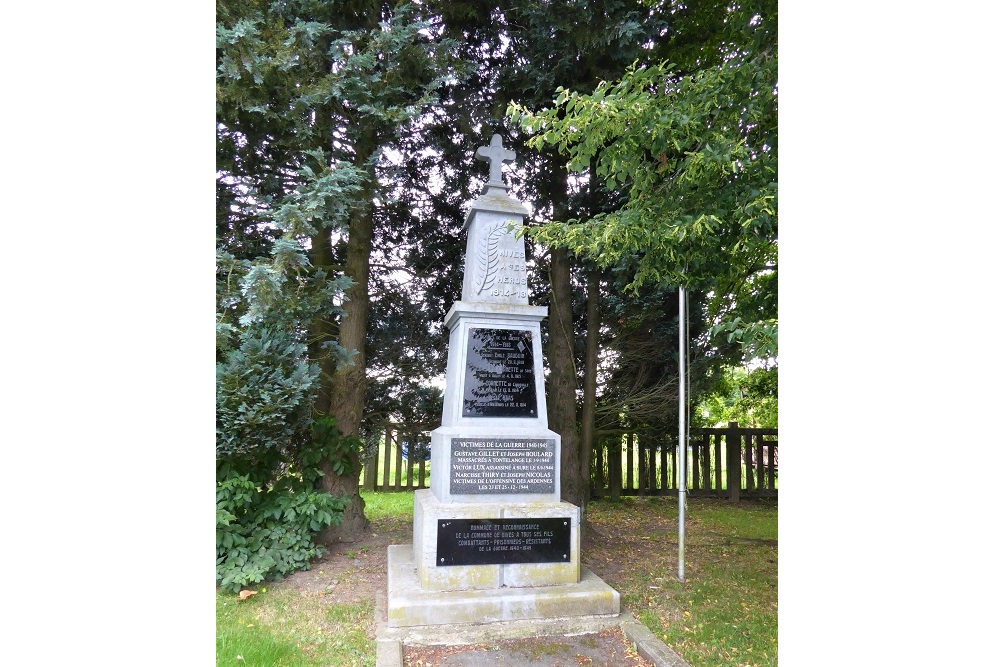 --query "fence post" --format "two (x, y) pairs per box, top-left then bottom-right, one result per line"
(595, 436), (605, 494)
(637, 433), (647, 496)
(626, 431), (634, 493)
(381, 425), (393, 492)
(363, 436), (377, 492)
(727, 421), (741, 503)
(768, 438), (777, 492)
(610, 436), (622, 502)
(712, 432), (723, 497)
